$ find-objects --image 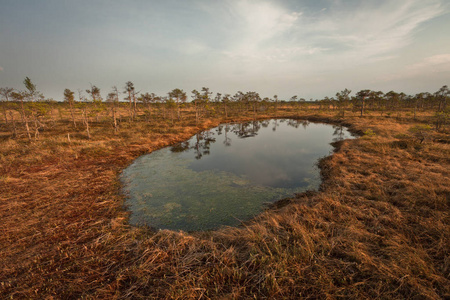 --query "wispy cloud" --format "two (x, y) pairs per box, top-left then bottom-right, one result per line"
(1, 0), (448, 100)
(315, 0), (445, 61)
(191, 0), (445, 74)
(383, 53), (450, 81)
(196, 1), (304, 61)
